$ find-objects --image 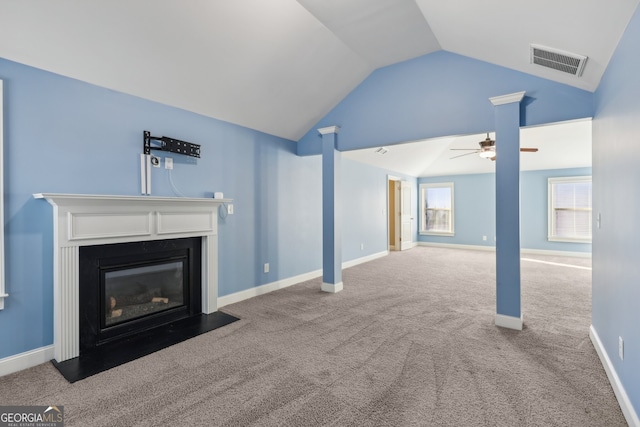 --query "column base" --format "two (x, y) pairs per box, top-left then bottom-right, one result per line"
(495, 313), (523, 330)
(321, 282), (343, 293)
